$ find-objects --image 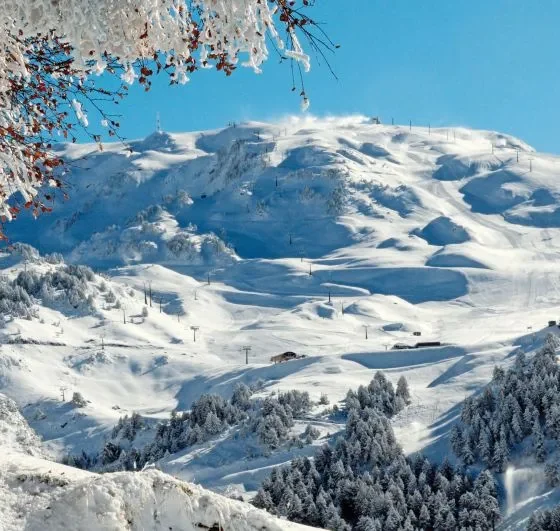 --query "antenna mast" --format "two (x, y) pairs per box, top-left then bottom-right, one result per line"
(156, 112), (162, 134)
